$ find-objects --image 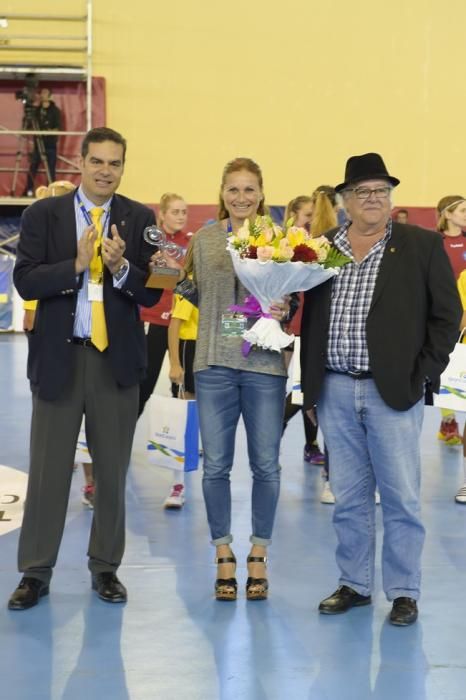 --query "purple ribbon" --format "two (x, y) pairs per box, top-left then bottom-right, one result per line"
(228, 295), (272, 357)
